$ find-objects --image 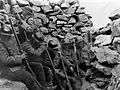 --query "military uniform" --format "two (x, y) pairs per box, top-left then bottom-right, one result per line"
(22, 34), (54, 88)
(0, 35), (41, 90)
